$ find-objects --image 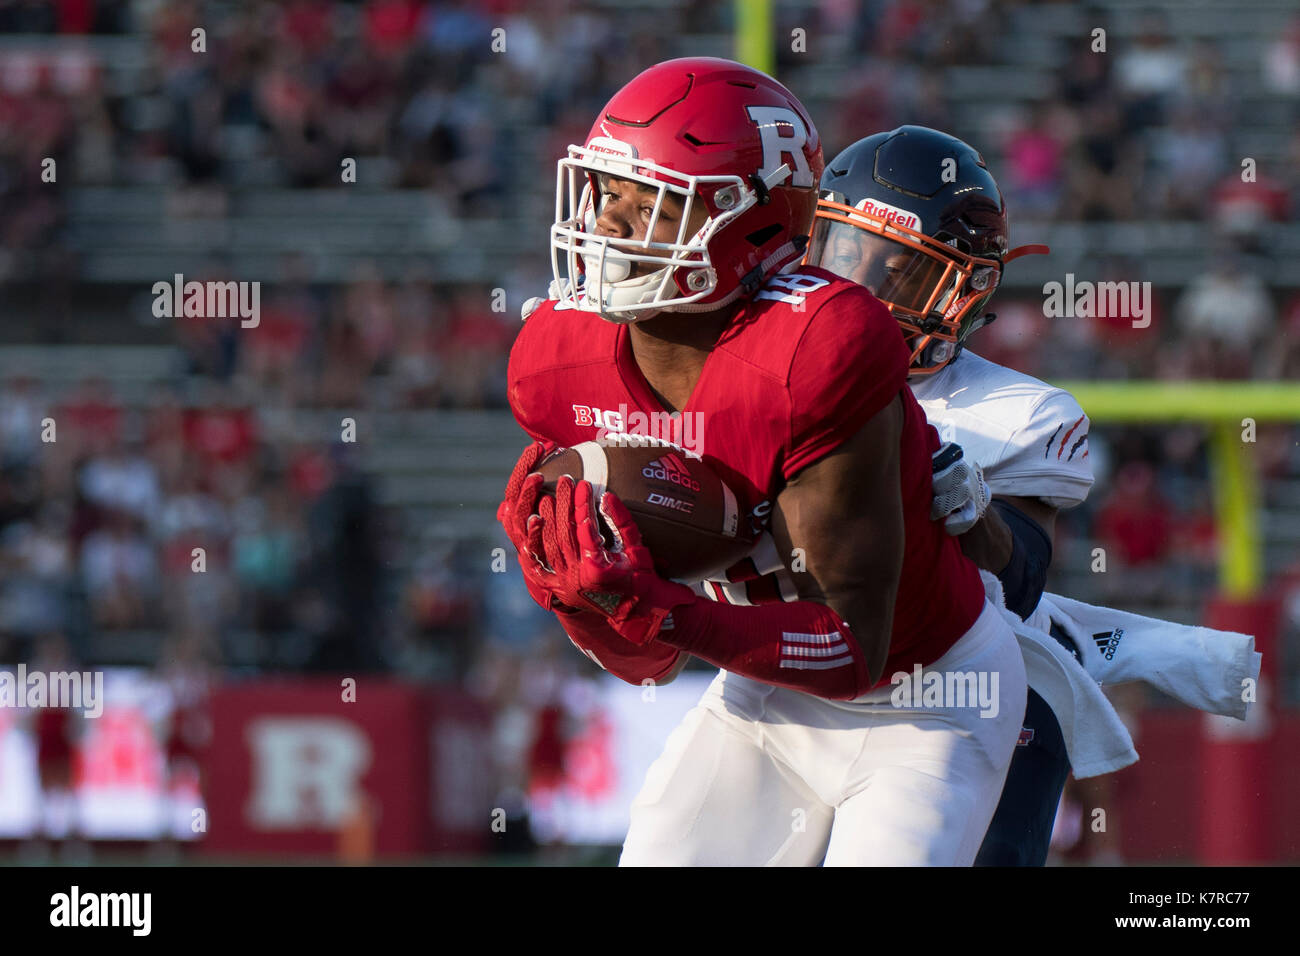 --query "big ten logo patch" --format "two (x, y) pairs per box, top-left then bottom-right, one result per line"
(573, 404), (623, 431)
